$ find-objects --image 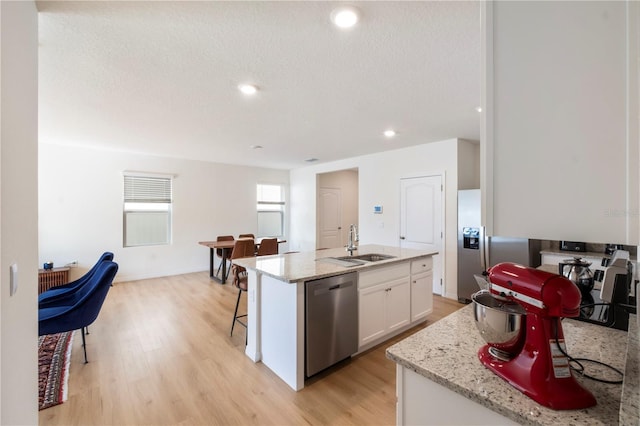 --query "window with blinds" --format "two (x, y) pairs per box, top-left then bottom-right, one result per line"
(257, 184), (285, 237)
(123, 173), (173, 247)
